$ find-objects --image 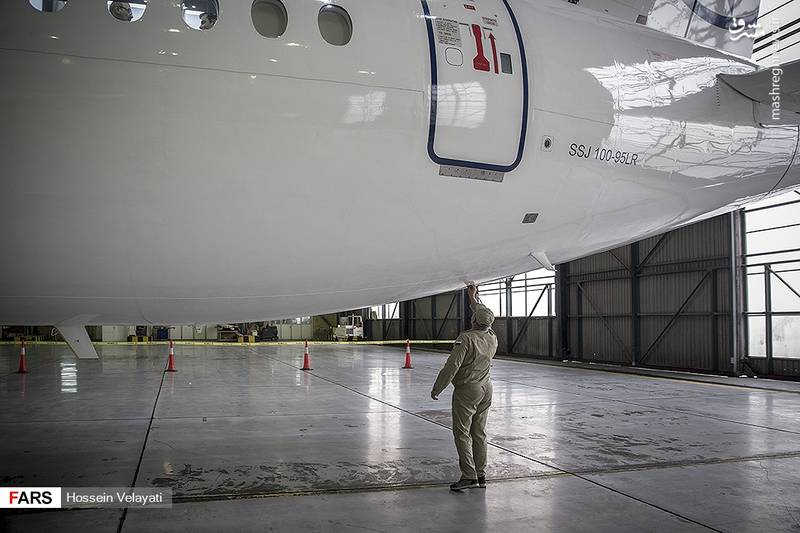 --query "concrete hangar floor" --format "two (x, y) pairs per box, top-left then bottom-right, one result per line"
(1, 342), (799, 532)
